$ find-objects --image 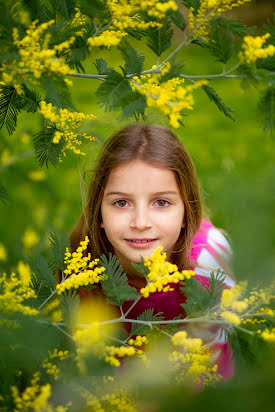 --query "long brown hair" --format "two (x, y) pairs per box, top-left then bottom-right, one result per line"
(70, 124), (202, 270)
